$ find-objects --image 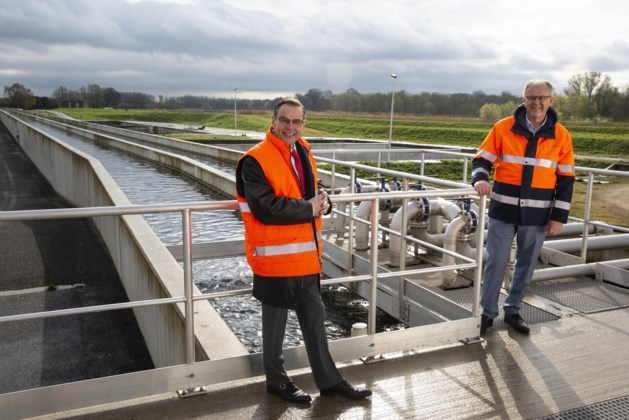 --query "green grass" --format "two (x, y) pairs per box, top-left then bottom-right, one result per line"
(56, 108), (629, 158)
